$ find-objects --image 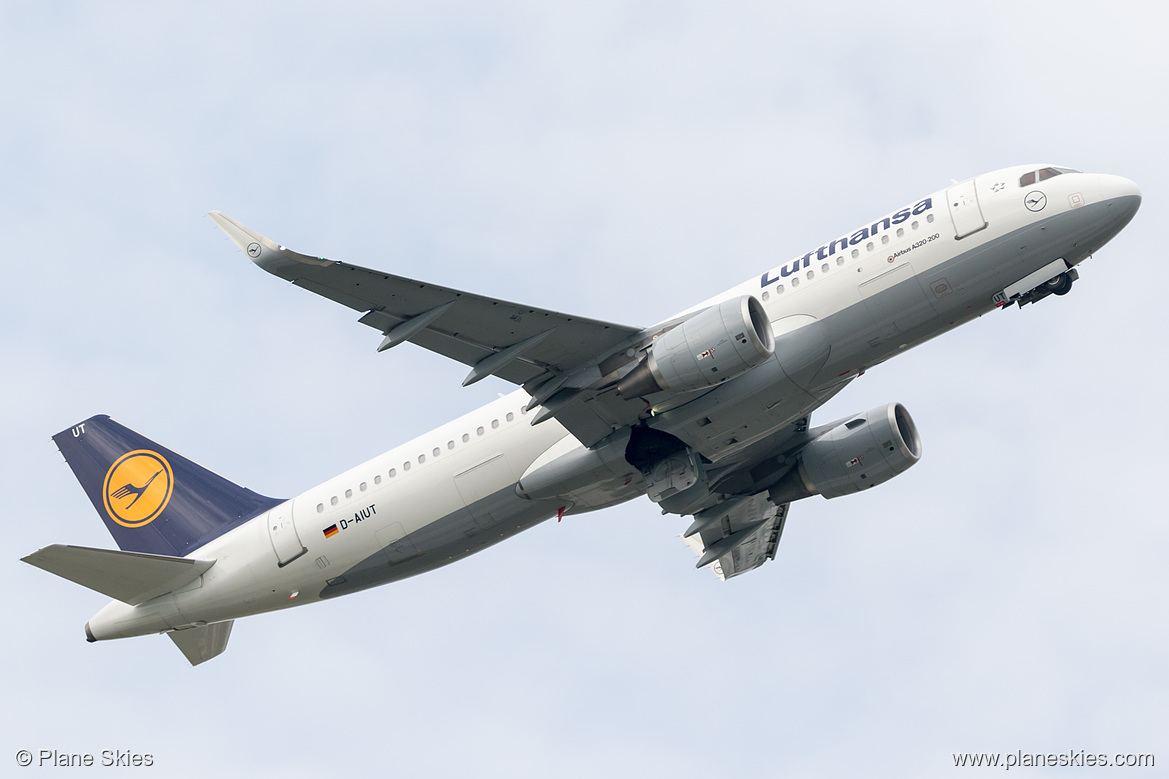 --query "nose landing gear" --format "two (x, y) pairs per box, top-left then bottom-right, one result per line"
(1042, 271), (1075, 296)
(997, 267), (1079, 308)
